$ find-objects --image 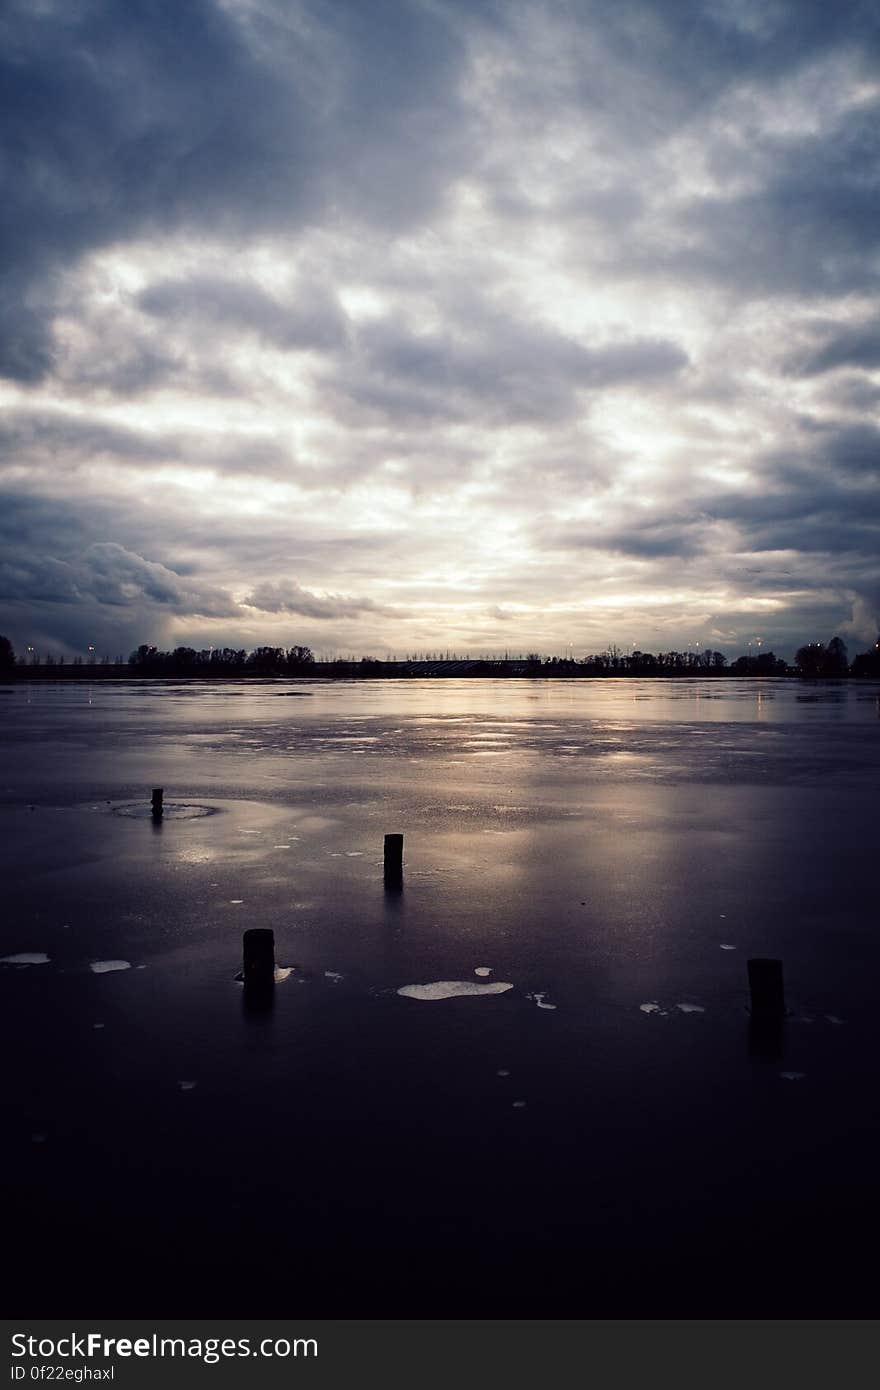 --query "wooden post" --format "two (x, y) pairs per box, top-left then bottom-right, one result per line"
(243, 928), (275, 986)
(151, 787), (164, 819)
(384, 833), (403, 888)
(747, 958), (785, 1021)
